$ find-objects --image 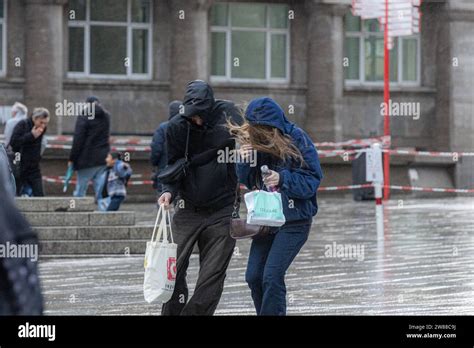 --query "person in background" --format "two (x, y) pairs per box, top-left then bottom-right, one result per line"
(0, 143), (16, 196)
(0, 152), (43, 315)
(97, 152), (132, 212)
(69, 96), (110, 197)
(10, 107), (50, 197)
(150, 100), (182, 194)
(3, 102), (28, 148)
(228, 97), (323, 316)
(2, 102), (33, 196)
